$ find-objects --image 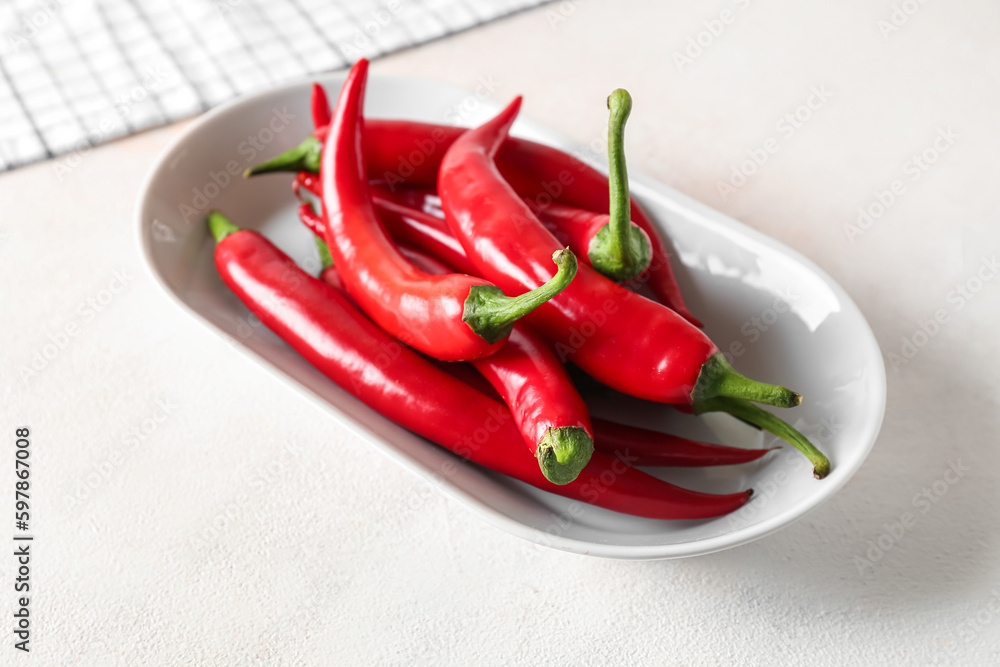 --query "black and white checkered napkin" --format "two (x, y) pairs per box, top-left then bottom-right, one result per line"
(0, 0), (549, 172)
